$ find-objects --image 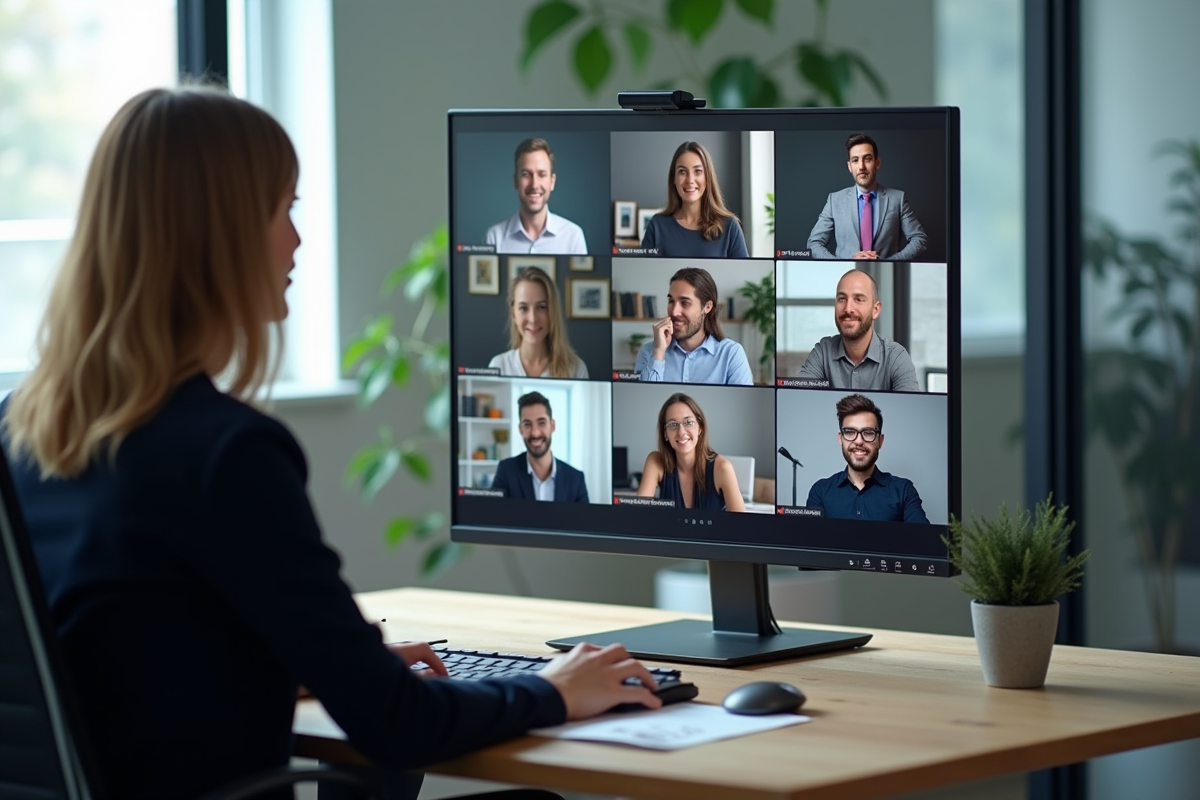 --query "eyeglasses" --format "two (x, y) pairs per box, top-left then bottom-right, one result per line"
(839, 426), (880, 443)
(664, 419), (698, 433)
